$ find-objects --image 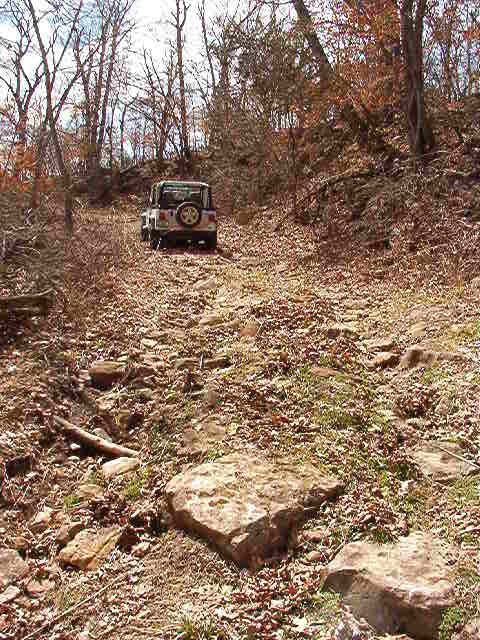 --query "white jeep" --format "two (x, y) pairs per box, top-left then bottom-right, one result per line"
(140, 180), (217, 250)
